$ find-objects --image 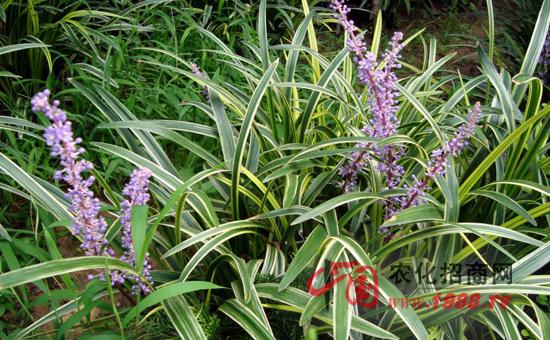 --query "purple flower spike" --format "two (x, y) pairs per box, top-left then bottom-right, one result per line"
(191, 63), (209, 100)
(401, 102), (482, 209)
(332, 0), (404, 213)
(32, 90), (113, 259)
(332, 2), (481, 238)
(331, 0), (403, 139)
(118, 168), (154, 295)
(33, 91), (156, 292)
